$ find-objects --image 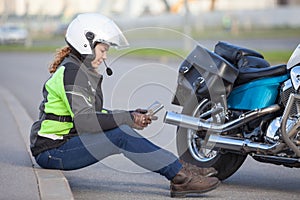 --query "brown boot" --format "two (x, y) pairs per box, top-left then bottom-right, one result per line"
(170, 169), (220, 198)
(180, 160), (218, 177)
